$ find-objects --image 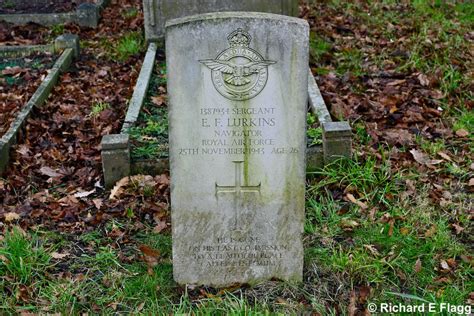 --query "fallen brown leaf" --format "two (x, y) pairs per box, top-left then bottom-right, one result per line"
(340, 218), (359, 230)
(440, 259), (450, 271)
(364, 244), (380, 256)
(4, 212), (20, 222)
(400, 227), (410, 235)
(387, 79), (406, 86)
(414, 258), (422, 273)
(2, 66), (25, 75)
(346, 193), (368, 209)
(151, 95), (166, 106)
(109, 177), (130, 200)
(39, 166), (62, 178)
(417, 73), (430, 86)
(437, 152), (452, 161)
(92, 198), (103, 209)
(455, 129), (468, 137)
(425, 225), (437, 238)
(451, 223), (464, 235)
(139, 245), (161, 275)
(388, 218), (395, 236)
(368, 207), (377, 222)
(348, 290), (357, 316)
(136, 302), (145, 312)
(153, 220), (168, 233)
(410, 149), (443, 166)
(74, 189), (95, 198)
(51, 252), (70, 259)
